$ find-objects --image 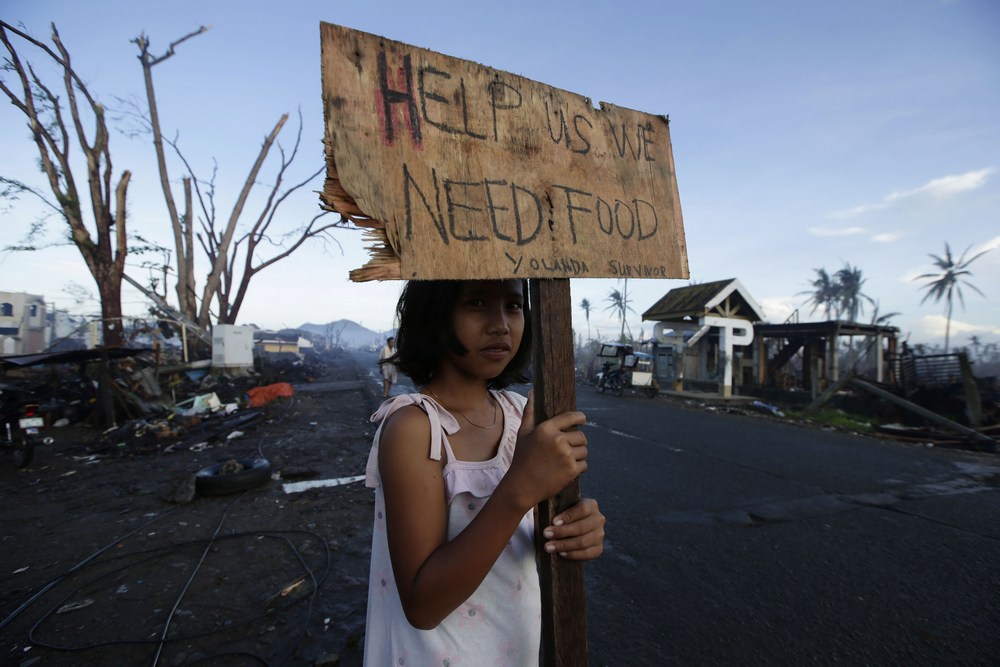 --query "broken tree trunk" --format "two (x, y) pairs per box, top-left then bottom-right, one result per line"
(121, 273), (210, 345)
